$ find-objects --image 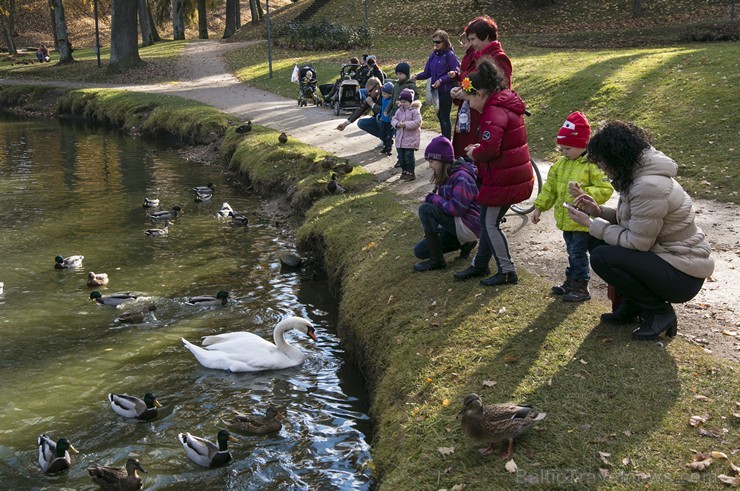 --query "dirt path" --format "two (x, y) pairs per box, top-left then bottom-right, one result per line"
(2, 40), (737, 361)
